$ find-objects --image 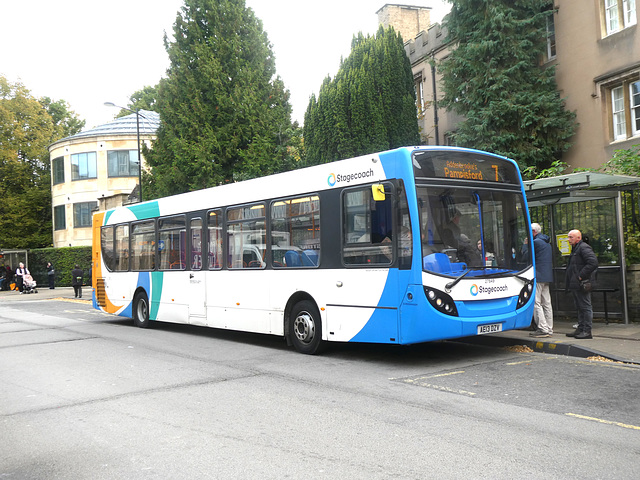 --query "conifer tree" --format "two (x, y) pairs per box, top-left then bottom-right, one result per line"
(303, 26), (420, 165)
(439, 0), (576, 170)
(145, 0), (294, 198)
